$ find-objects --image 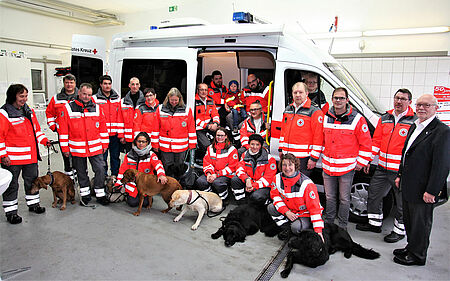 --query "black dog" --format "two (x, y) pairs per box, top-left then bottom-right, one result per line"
(281, 222), (380, 278)
(211, 203), (280, 247)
